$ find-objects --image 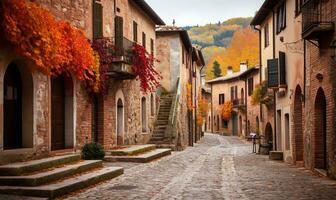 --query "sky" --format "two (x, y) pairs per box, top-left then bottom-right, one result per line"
(146, 0), (265, 27)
